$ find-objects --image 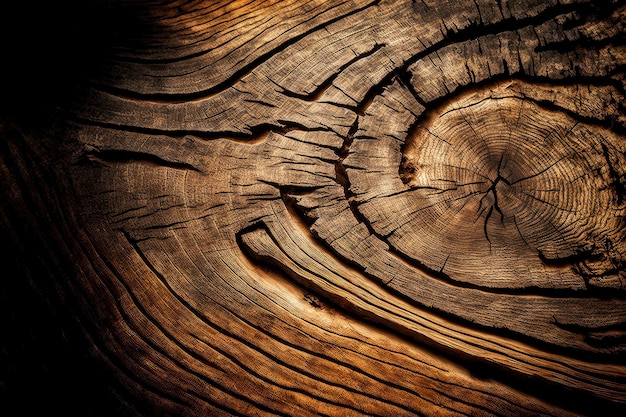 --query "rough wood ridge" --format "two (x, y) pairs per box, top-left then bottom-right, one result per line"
(1, 0), (625, 416)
